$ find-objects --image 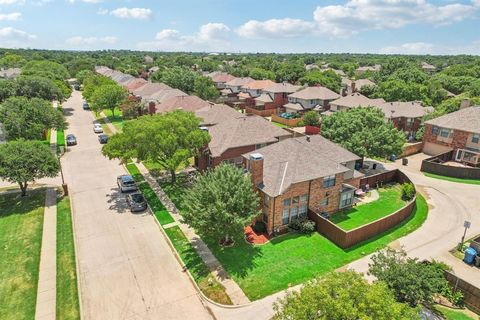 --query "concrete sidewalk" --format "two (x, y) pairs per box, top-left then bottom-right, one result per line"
(135, 162), (251, 305)
(35, 188), (57, 320)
